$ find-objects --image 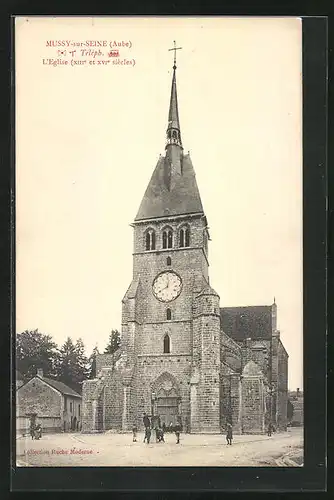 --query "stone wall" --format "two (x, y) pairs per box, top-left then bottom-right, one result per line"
(81, 379), (98, 432)
(241, 361), (265, 434)
(276, 339), (288, 430)
(17, 377), (62, 419)
(192, 290), (221, 433)
(104, 368), (125, 430)
(96, 354), (113, 373)
(134, 356), (192, 429)
(241, 377), (265, 434)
